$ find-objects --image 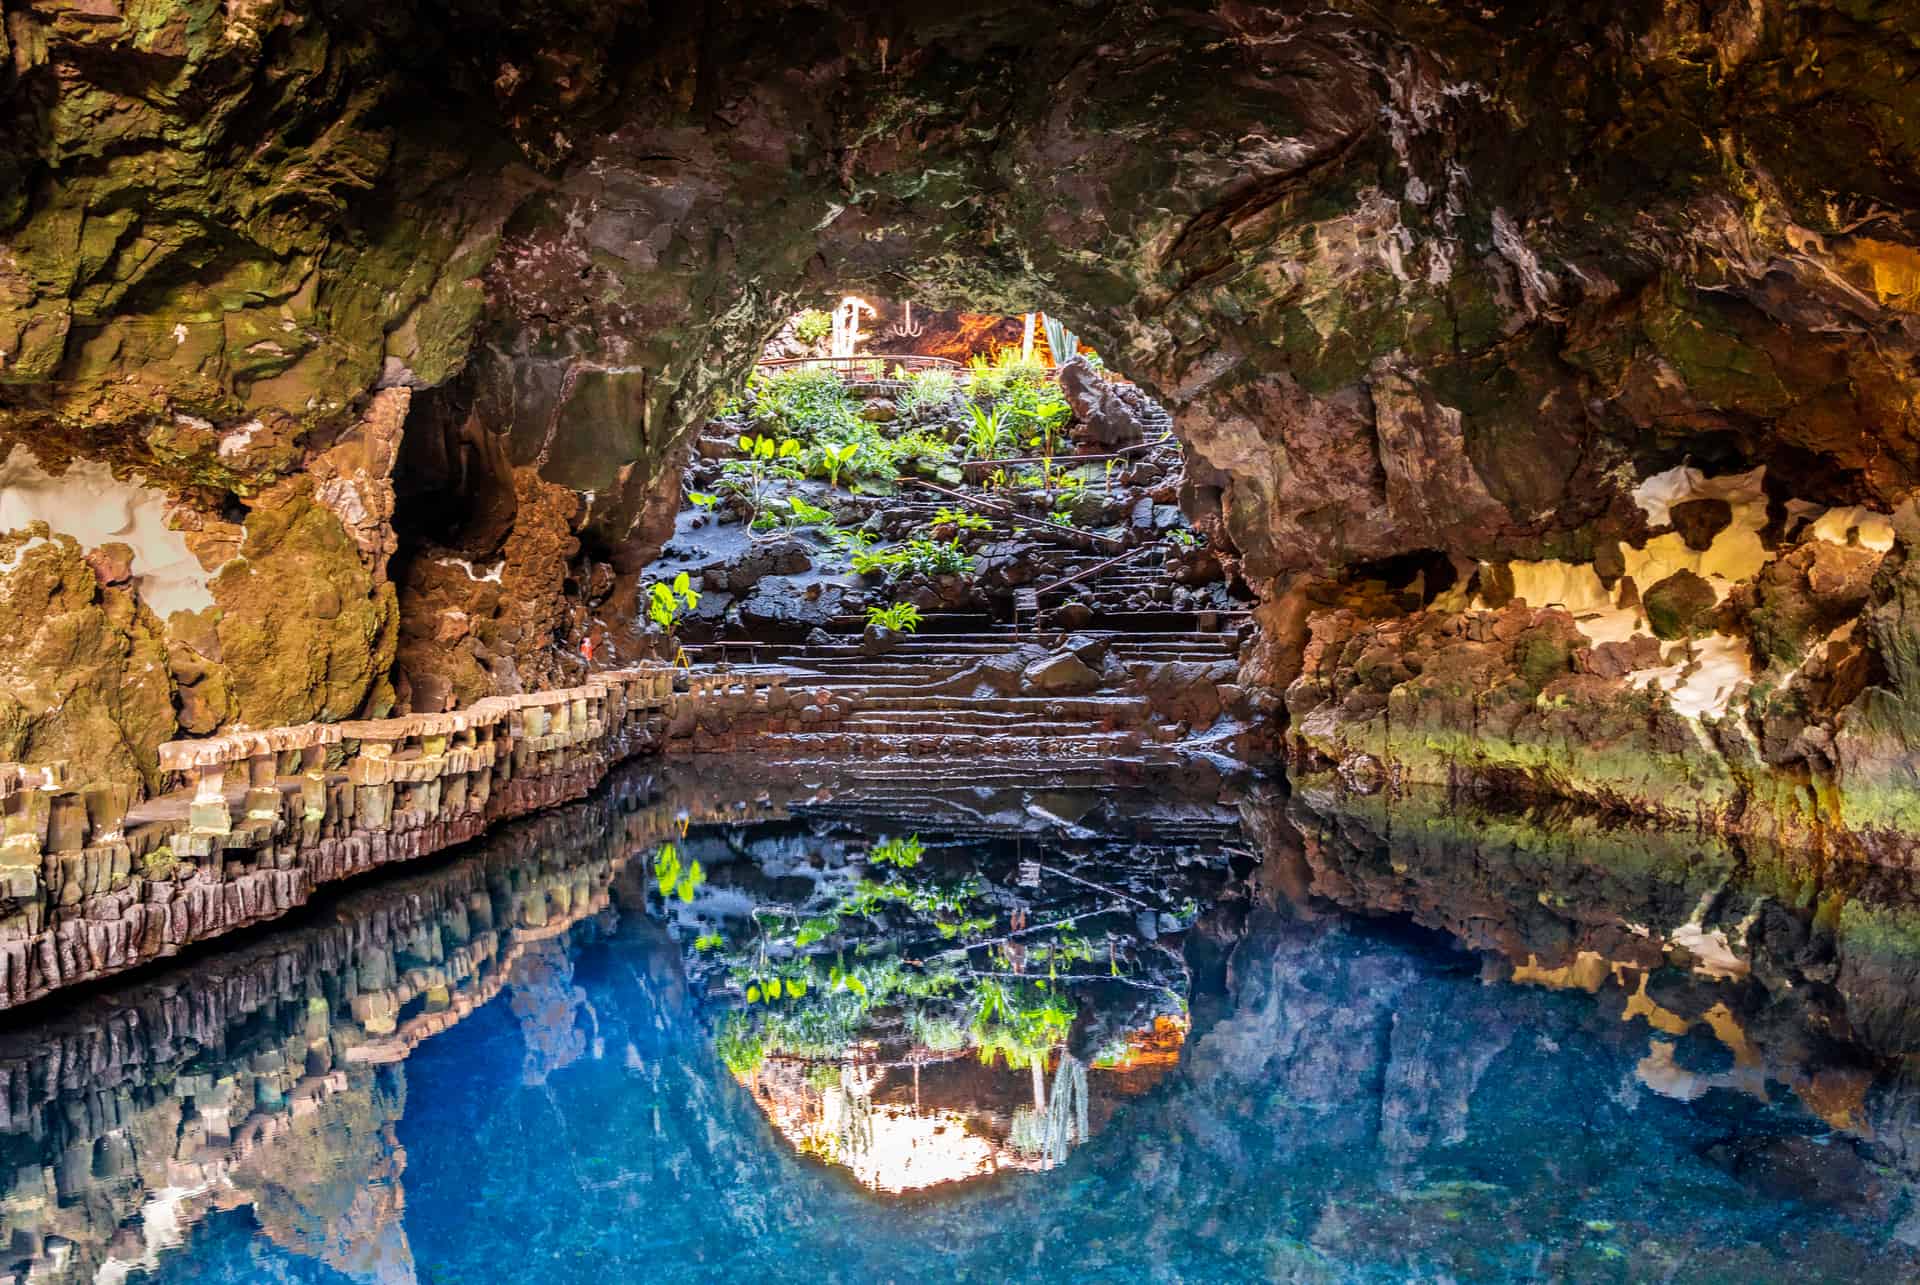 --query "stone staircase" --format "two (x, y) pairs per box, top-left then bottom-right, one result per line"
(678, 431), (1253, 760)
(686, 616), (1245, 759)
